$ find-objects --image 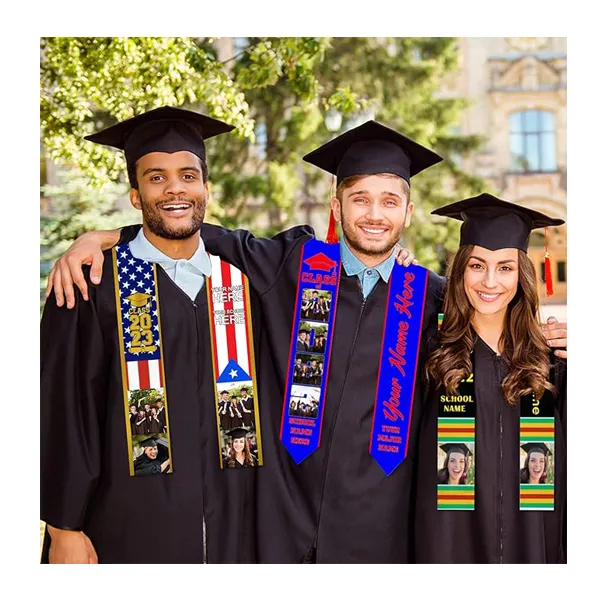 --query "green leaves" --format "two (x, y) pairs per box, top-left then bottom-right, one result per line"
(41, 36), (487, 277)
